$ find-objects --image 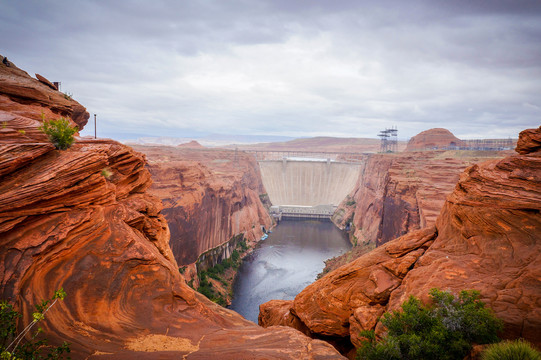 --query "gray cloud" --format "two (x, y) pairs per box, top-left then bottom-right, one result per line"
(1, 0), (540, 140)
